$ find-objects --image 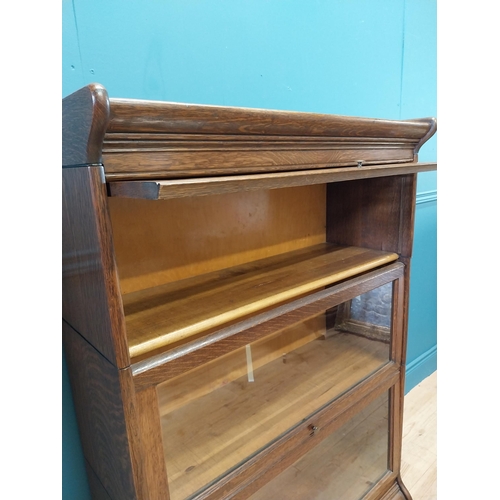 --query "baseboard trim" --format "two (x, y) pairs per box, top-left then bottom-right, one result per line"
(404, 345), (437, 394)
